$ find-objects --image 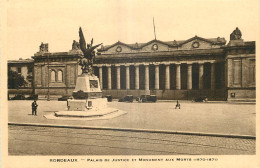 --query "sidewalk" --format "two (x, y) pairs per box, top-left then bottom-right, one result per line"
(8, 100), (256, 137)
